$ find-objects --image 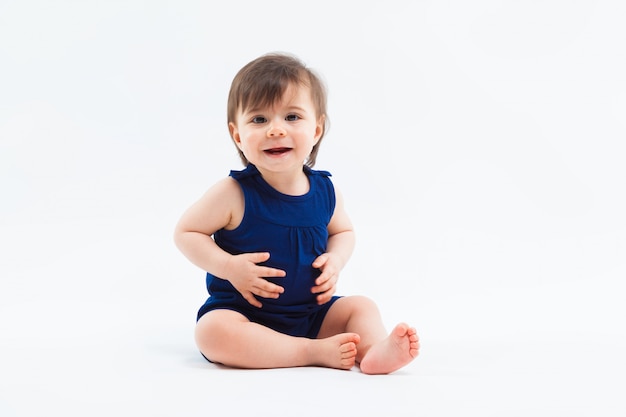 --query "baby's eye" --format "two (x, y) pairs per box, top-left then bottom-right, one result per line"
(252, 116), (267, 124)
(285, 114), (300, 122)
